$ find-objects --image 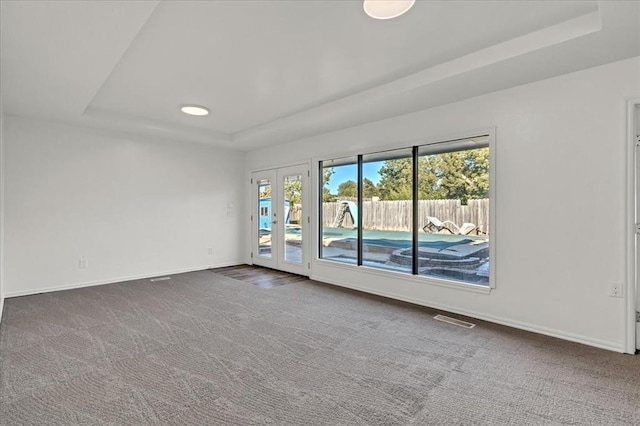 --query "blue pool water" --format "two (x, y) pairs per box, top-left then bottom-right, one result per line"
(320, 227), (484, 246)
